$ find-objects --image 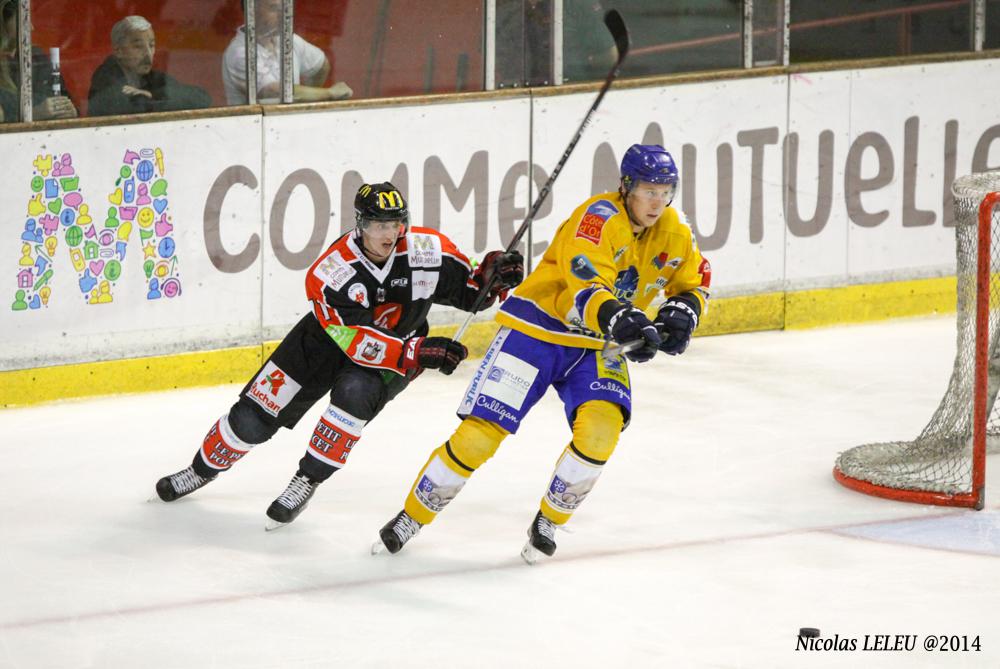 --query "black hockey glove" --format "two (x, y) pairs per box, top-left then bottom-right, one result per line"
(598, 301), (662, 363)
(655, 295), (700, 356)
(401, 336), (468, 375)
(474, 250), (525, 306)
